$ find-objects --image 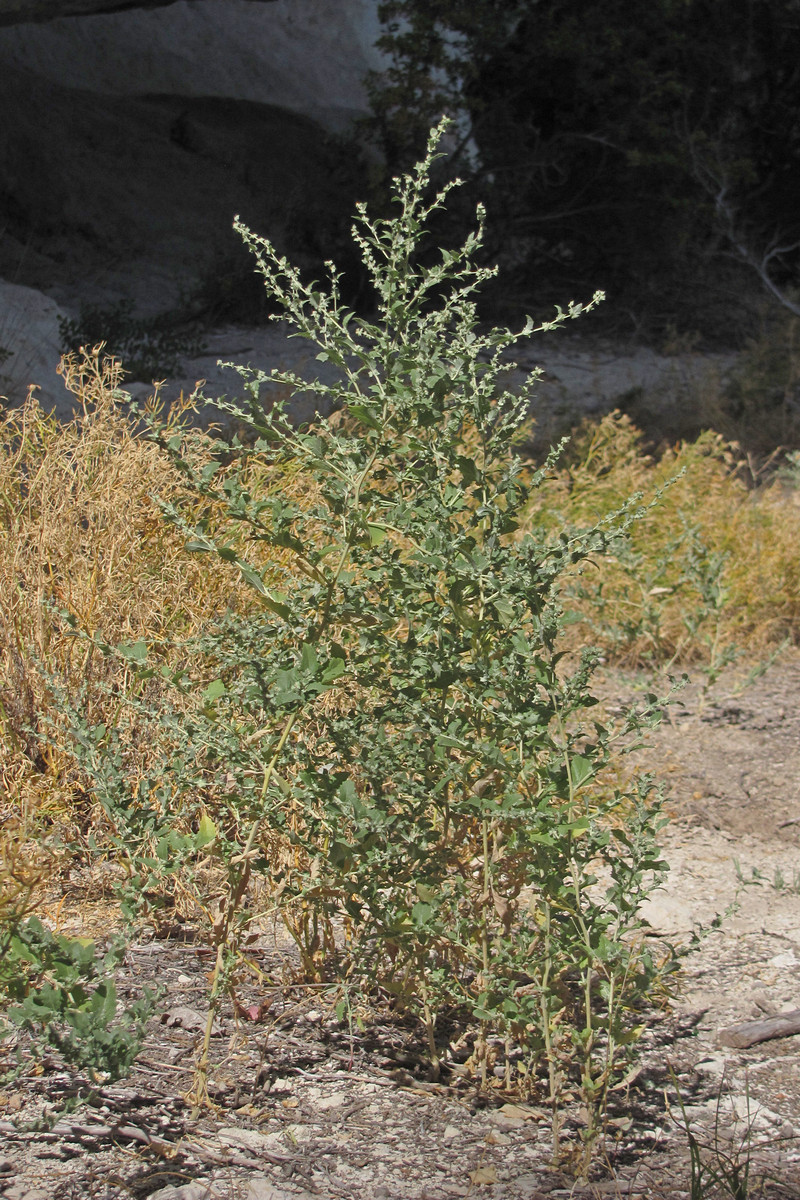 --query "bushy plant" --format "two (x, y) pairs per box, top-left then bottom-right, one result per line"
(61, 122), (681, 1168)
(525, 412), (800, 673)
(0, 916), (157, 1088)
(0, 821), (155, 1094)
